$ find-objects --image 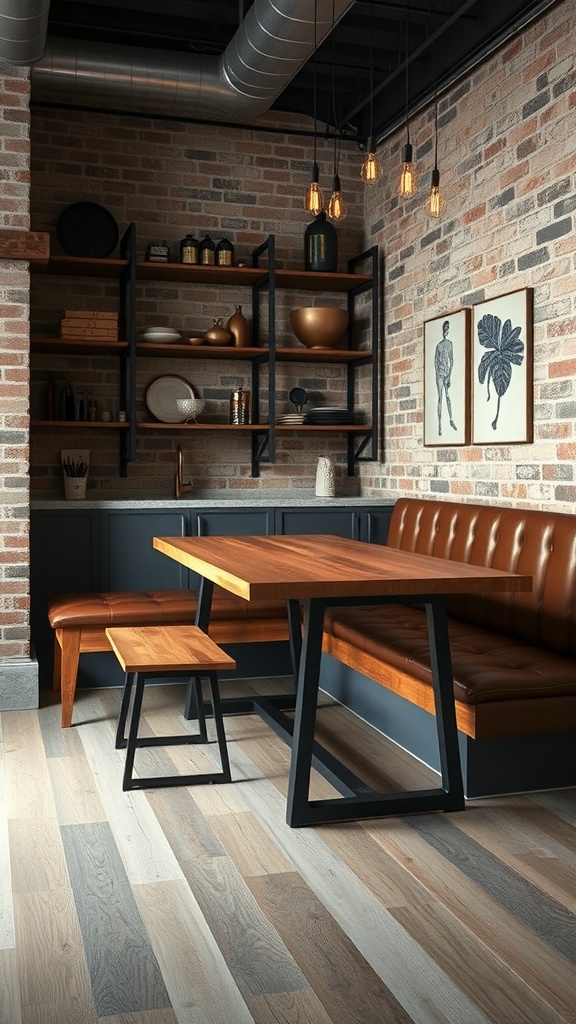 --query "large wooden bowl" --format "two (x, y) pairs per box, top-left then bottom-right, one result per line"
(289, 306), (348, 349)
